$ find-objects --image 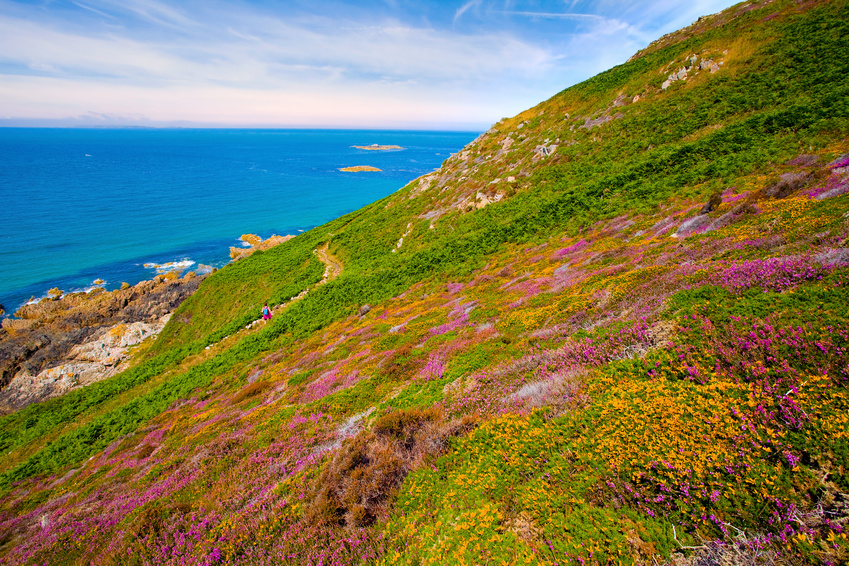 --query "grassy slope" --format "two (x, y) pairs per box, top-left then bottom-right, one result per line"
(1, 0), (848, 564)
